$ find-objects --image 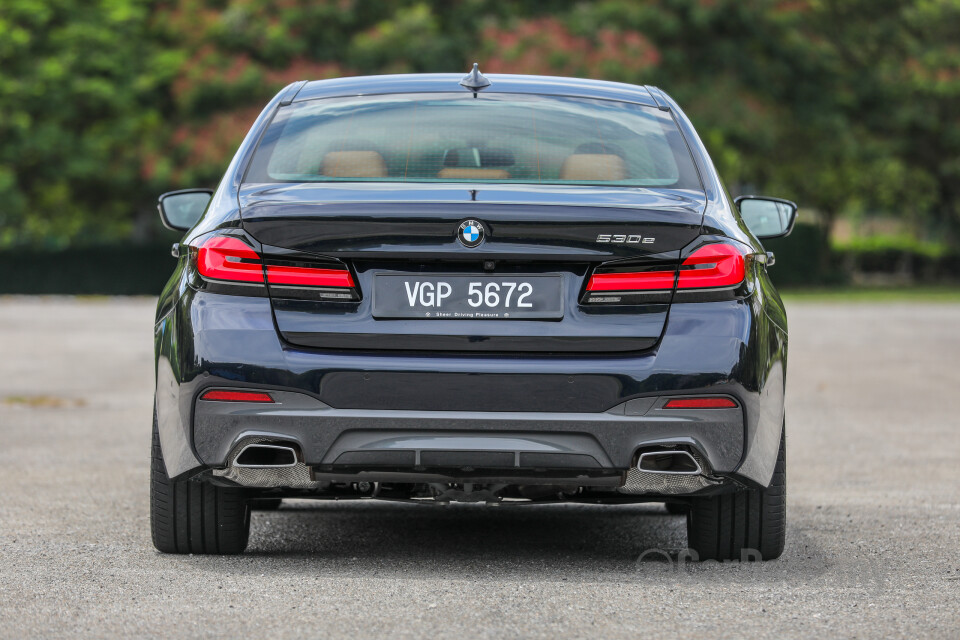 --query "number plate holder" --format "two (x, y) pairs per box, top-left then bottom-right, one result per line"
(372, 274), (564, 320)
